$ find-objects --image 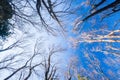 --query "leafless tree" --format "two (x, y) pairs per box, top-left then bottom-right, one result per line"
(70, 0), (120, 31)
(2, 0), (70, 35)
(64, 53), (111, 80)
(0, 1), (70, 80)
(67, 0), (120, 56)
(0, 38), (65, 80)
(70, 28), (120, 56)
(64, 56), (88, 80)
(82, 0), (120, 21)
